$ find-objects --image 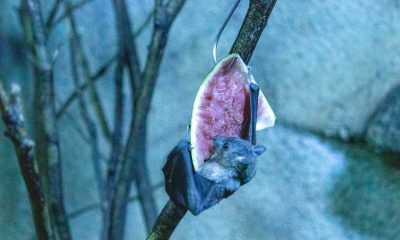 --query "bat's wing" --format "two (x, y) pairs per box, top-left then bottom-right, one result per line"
(163, 140), (196, 209)
(163, 82), (261, 215)
(163, 140), (221, 215)
(238, 82), (260, 185)
(248, 82), (260, 145)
